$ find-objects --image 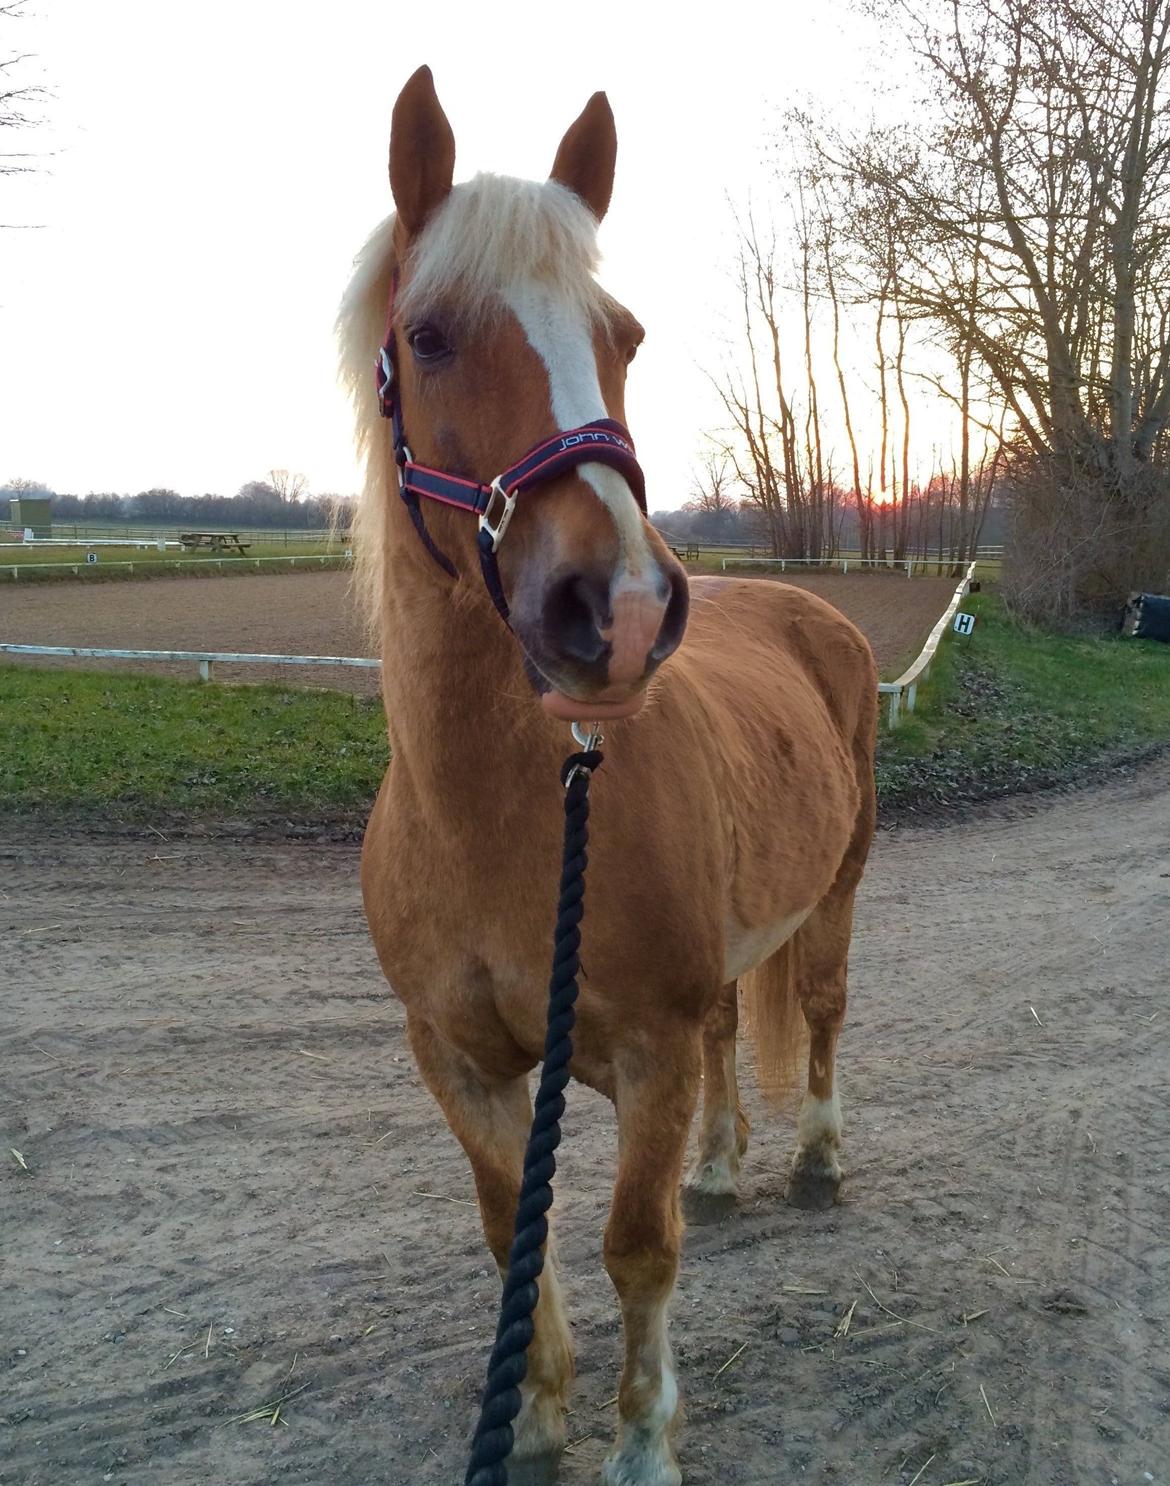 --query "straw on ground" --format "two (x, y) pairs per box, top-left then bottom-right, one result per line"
(712, 1342), (749, 1380)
